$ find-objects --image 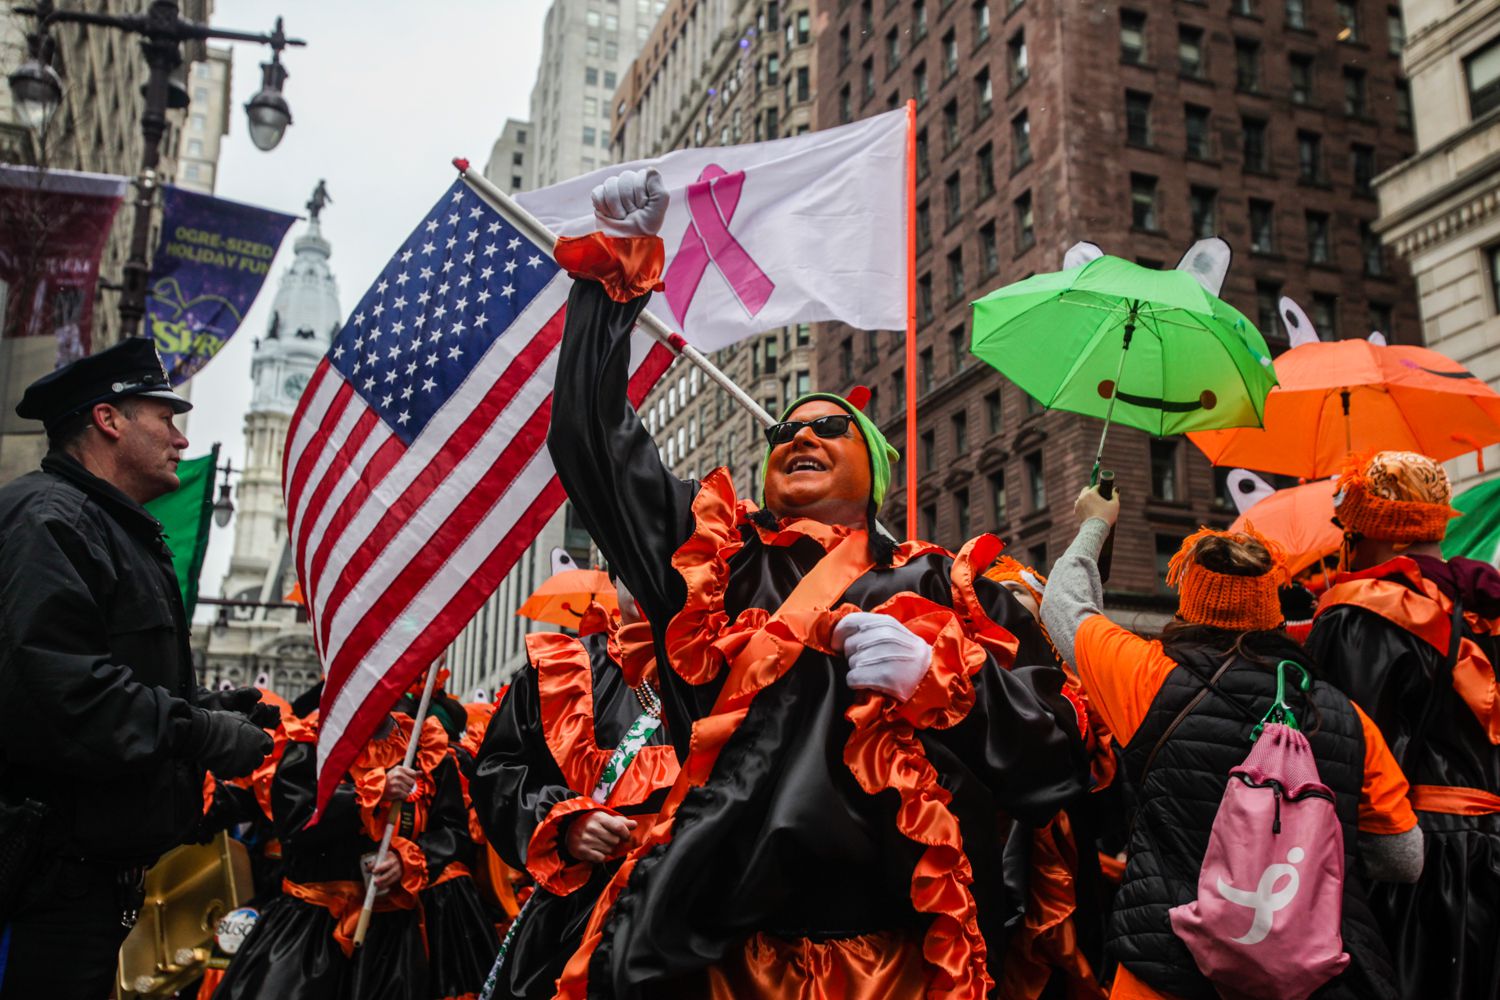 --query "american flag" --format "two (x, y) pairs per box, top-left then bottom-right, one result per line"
(283, 177), (672, 812)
